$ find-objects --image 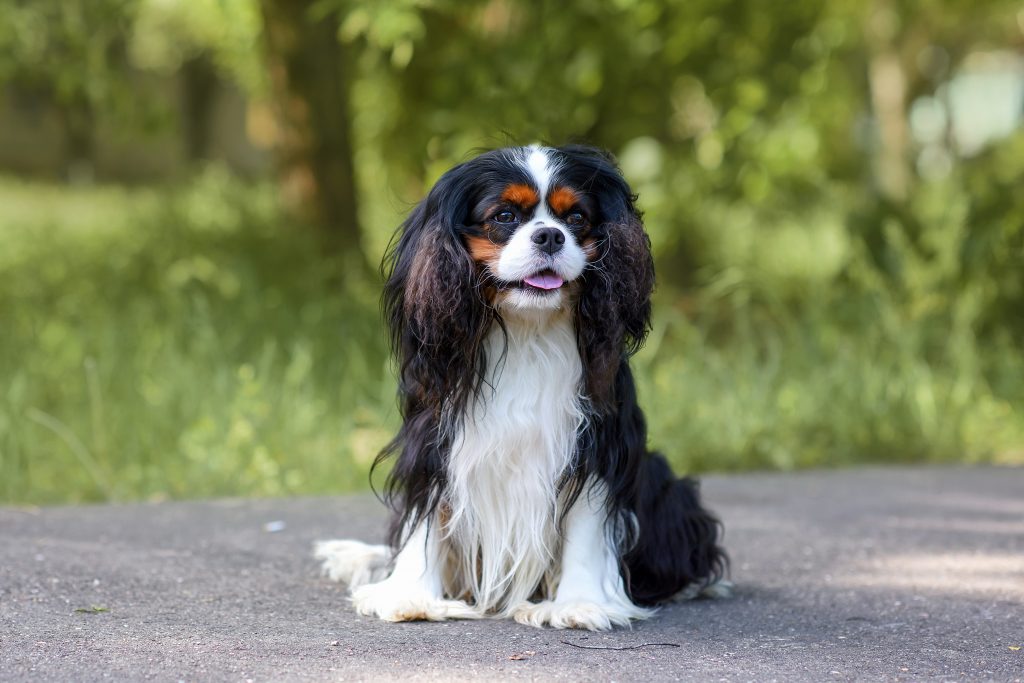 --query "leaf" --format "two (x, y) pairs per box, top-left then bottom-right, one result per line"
(74, 605), (109, 614)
